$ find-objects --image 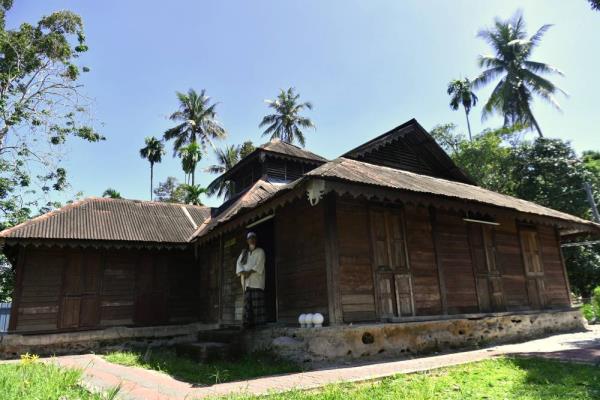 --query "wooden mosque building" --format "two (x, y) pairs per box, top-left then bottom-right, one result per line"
(1, 119), (598, 334)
